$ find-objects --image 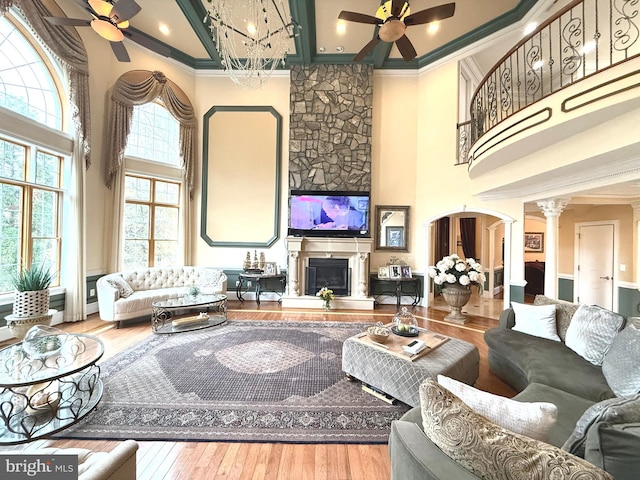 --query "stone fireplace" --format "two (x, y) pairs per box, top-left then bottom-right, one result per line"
(306, 258), (350, 296)
(282, 236), (374, 310)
